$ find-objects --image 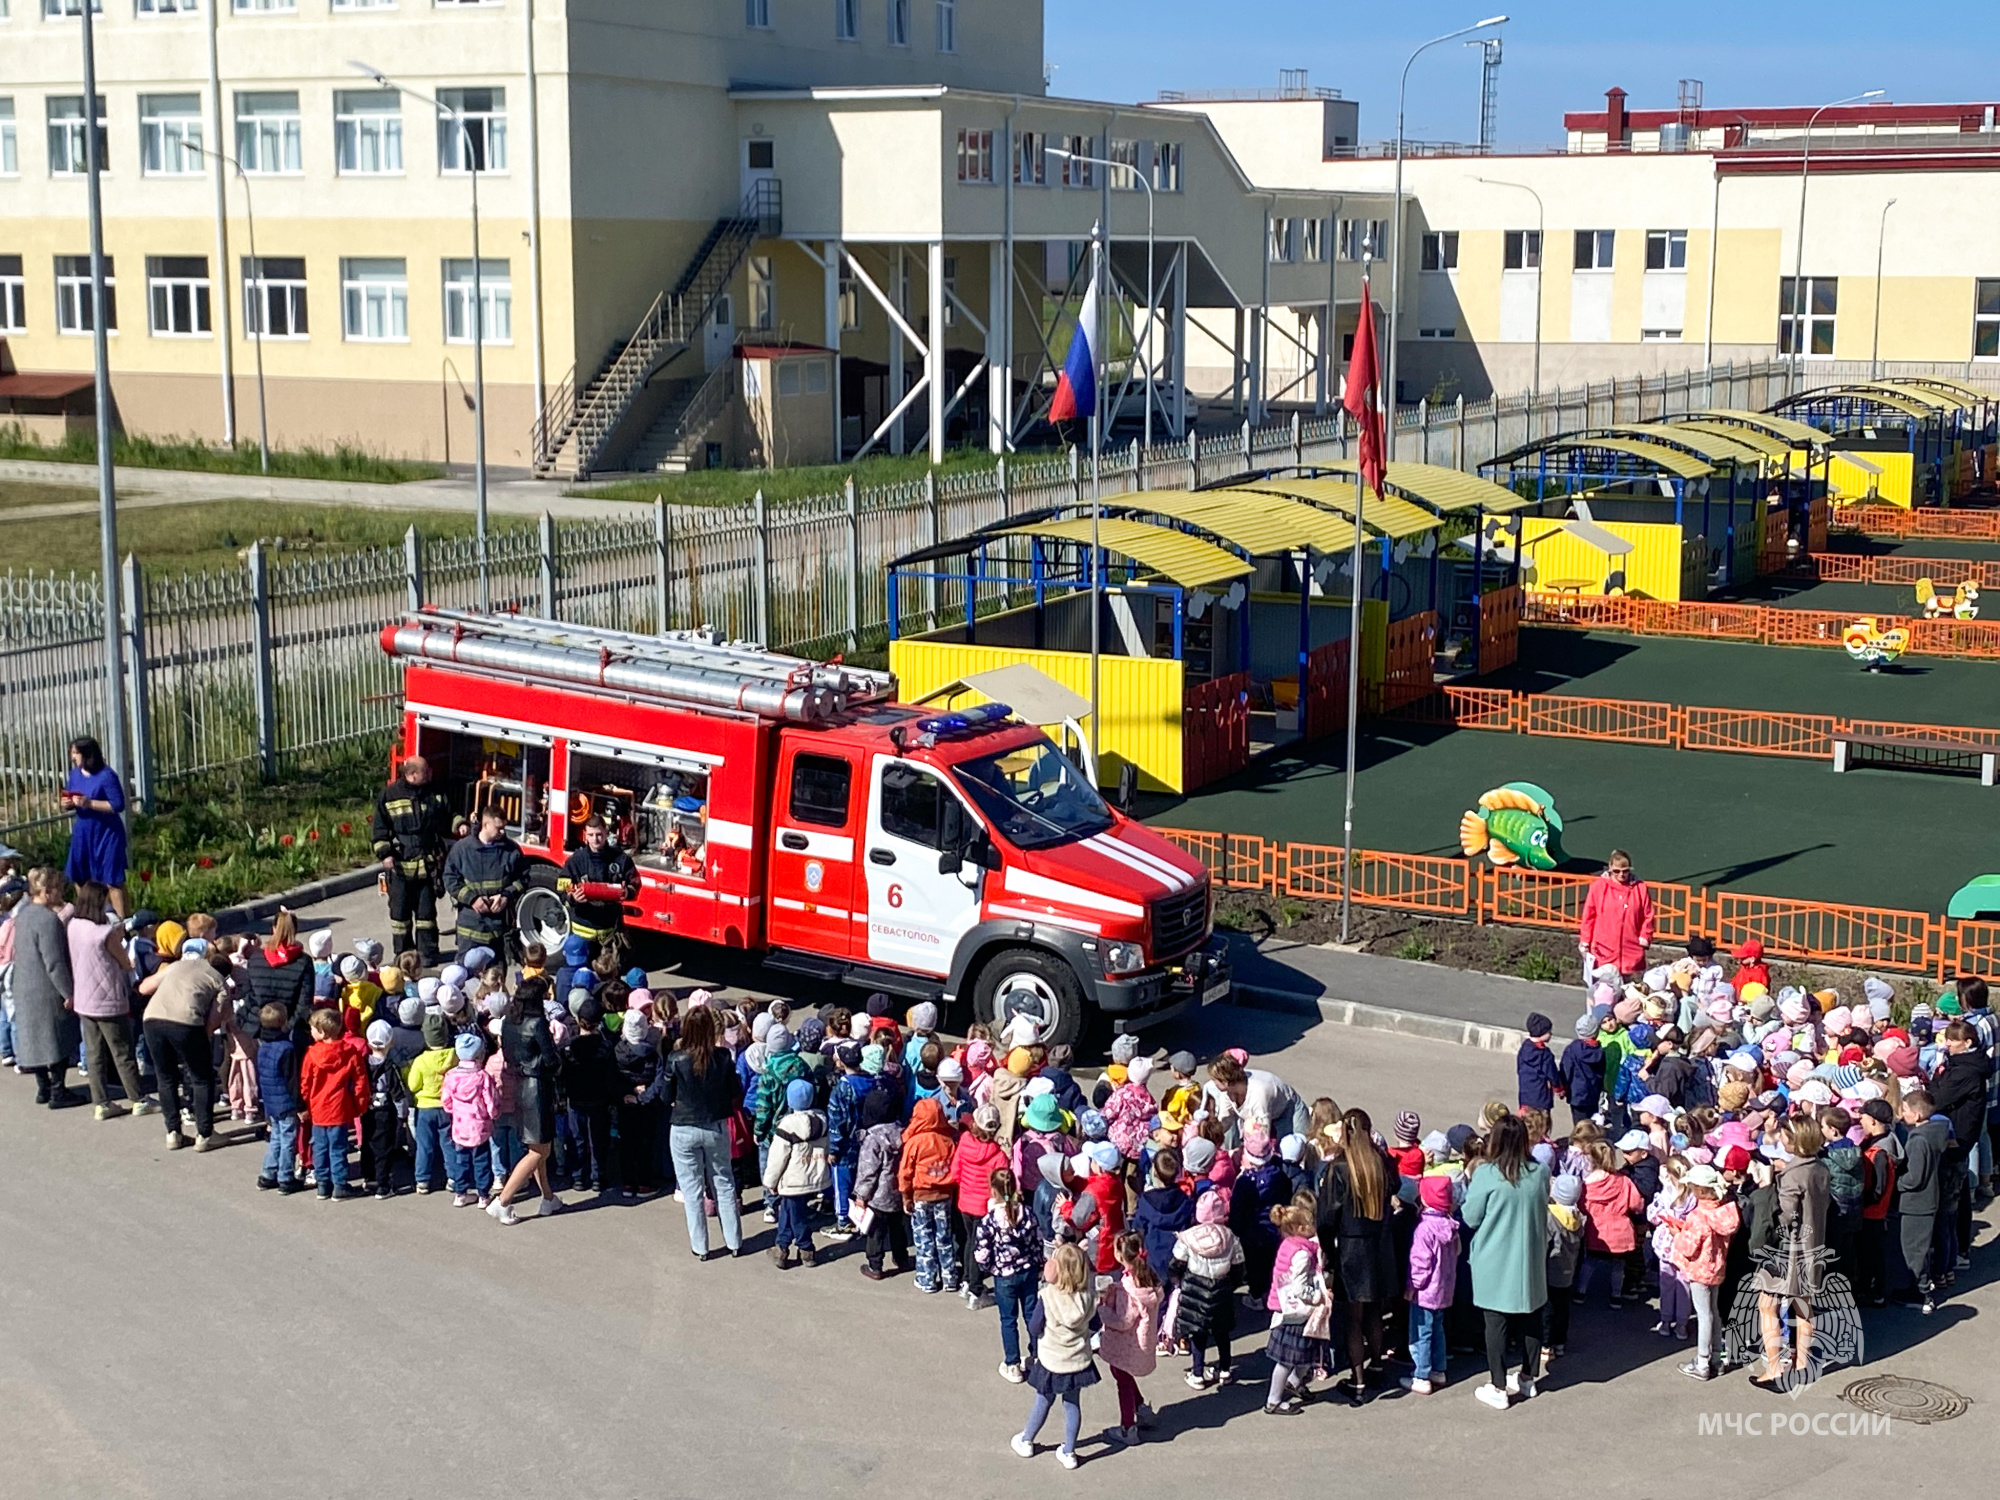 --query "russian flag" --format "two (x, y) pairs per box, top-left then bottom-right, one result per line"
(1048, 273), (1099, 426)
